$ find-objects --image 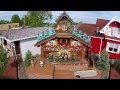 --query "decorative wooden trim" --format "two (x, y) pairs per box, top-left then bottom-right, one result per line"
(56, 12), (73, 23)
(35, 33), (91, 48)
